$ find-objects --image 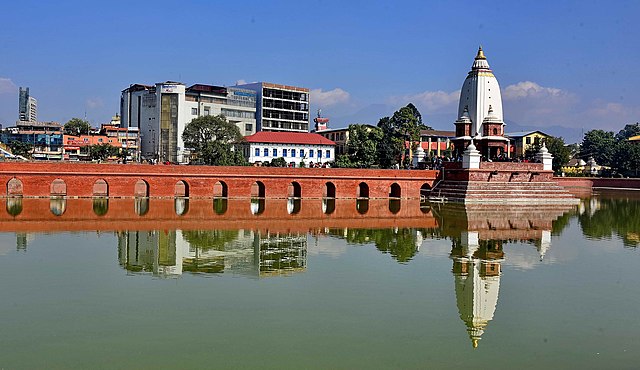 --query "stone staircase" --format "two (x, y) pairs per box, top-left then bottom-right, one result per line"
(430, 180), (579, 204)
